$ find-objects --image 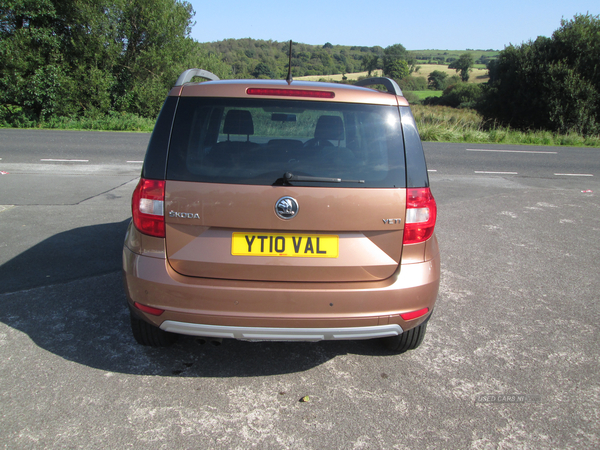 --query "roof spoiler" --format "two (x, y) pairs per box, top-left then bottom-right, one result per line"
(354, 77), (403, 96)
(175, 69), (220, 86)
